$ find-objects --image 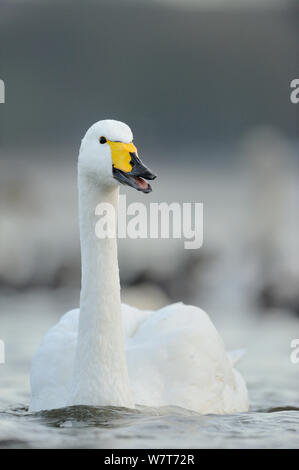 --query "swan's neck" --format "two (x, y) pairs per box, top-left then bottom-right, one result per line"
(69, 172), (133, 408)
